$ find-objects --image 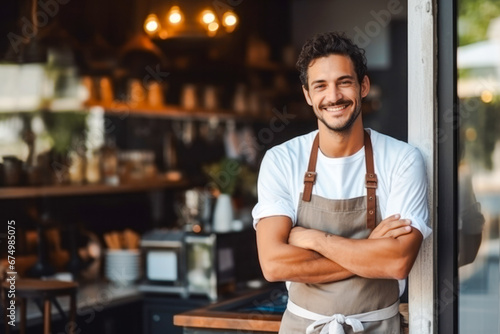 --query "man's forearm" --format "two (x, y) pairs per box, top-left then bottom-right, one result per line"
(256, 216), (355, 284)
(260, 243), (355, 283)
(298, 229), (423, 280)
